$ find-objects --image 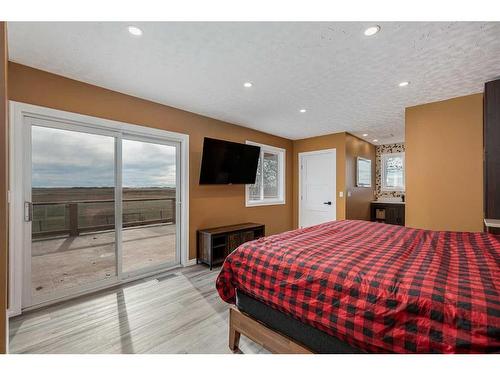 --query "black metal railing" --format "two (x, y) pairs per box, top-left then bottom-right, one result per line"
(32, 197), (176, 238)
